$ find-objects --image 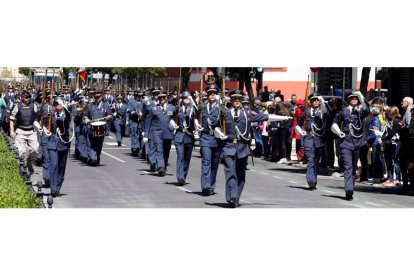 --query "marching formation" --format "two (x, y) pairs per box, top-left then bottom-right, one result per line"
(1, 74), (414, 208)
